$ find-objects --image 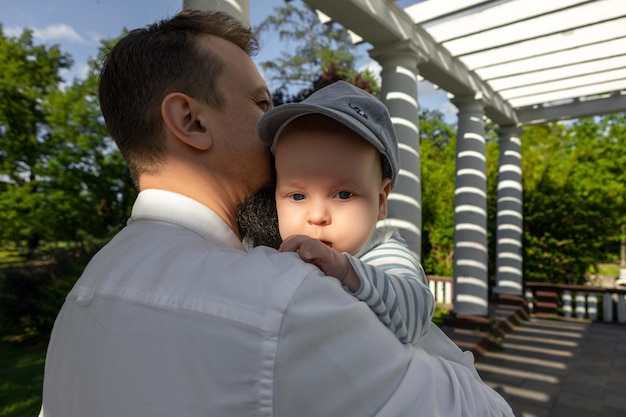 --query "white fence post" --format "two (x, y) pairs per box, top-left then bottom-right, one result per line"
(444, 281), (452, 306)
(437, 282), (445, 305)
(562, 290), (572, 318)
(525, 289), (534, 313)
(587, 292), (597, 321)
(575, 291), (586, 319)
(429, 279), (453, 307)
